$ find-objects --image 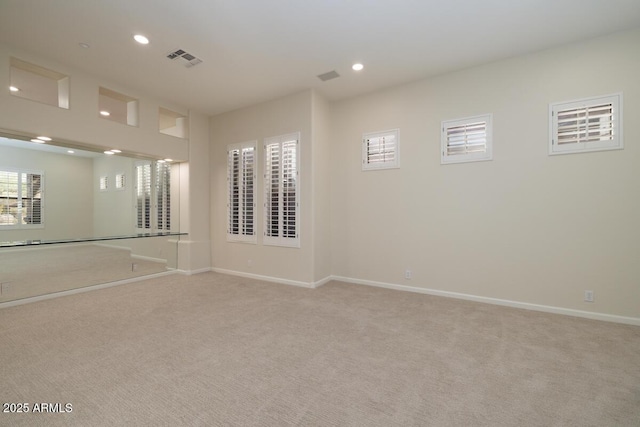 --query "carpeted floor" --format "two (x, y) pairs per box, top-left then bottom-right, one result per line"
(1, 272), (639, 426)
